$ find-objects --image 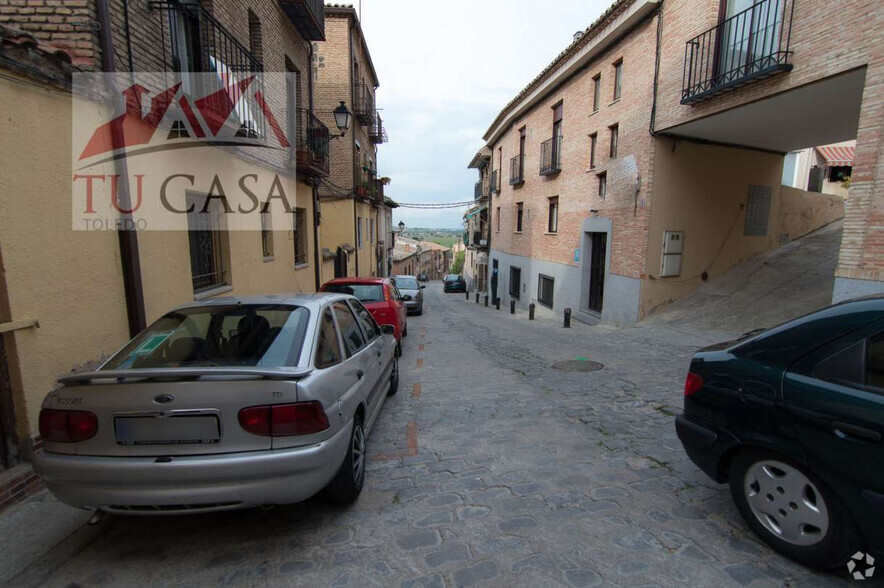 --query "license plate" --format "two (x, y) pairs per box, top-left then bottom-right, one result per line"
(115, 415), (220, 445)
